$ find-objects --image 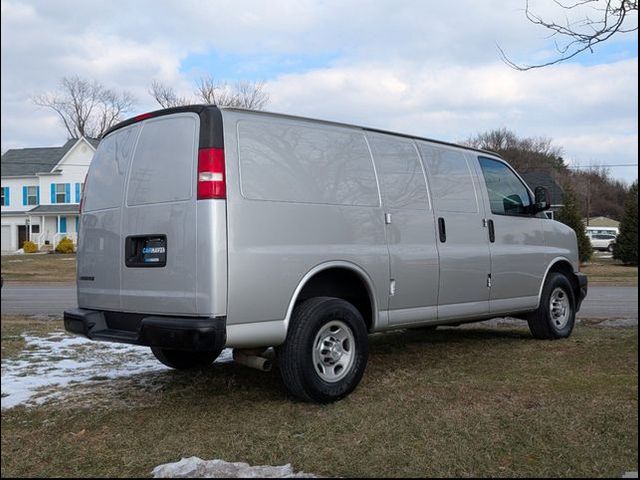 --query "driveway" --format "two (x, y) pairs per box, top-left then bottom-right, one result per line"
(1, 283), (637, 319)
